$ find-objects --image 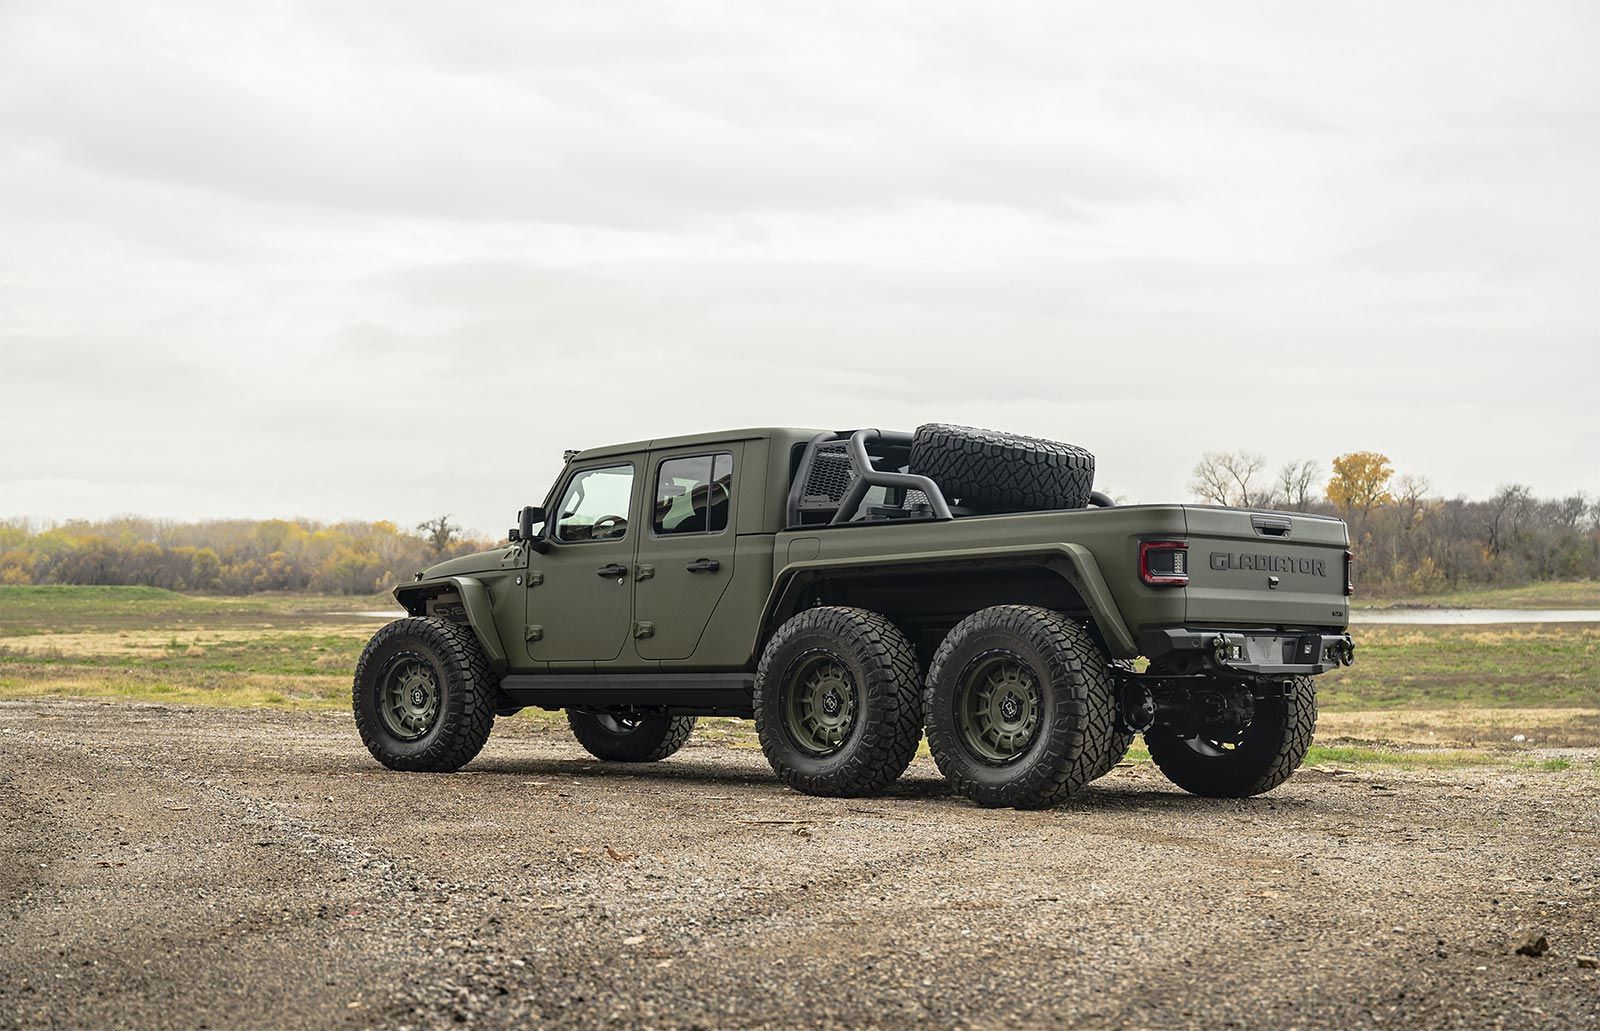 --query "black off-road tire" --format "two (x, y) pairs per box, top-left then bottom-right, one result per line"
(353, 617), (495, 772)
(1091, 728), (1137, 782)
(924, 606), (1116, 809)
(568, 711), (696, 762)
(754, 606), (923, 797)
(1144, 676), (1318, 798)
(1088, 660), (1137, 782)
(909, 423), (1096, 512)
